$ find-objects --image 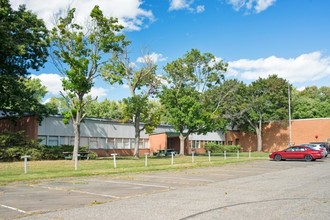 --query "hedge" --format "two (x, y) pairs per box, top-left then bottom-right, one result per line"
(204, 143), (241, 153)
(0, 131), (97, 161)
